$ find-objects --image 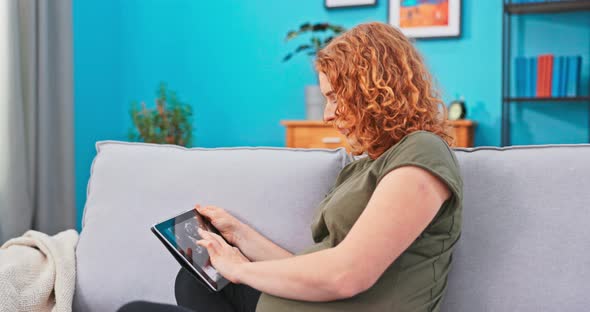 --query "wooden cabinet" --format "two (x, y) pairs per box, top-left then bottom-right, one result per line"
(282, 120), (476, 151)
(282, 121), (352, 150)
(447, 119), (476, 148)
